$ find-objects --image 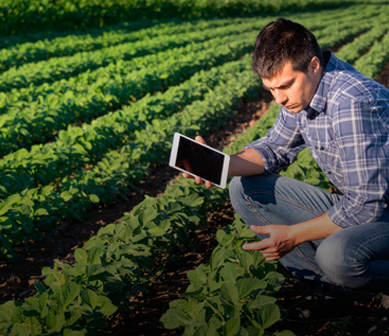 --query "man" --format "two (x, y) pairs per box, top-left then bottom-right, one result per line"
(189, 18), (389, 332)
